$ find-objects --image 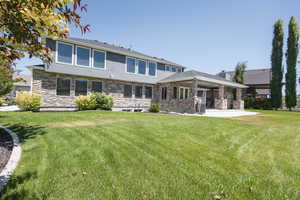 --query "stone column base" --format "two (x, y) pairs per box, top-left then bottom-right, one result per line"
(233, 100), (244, 110)
(214, 98), (227, 110)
